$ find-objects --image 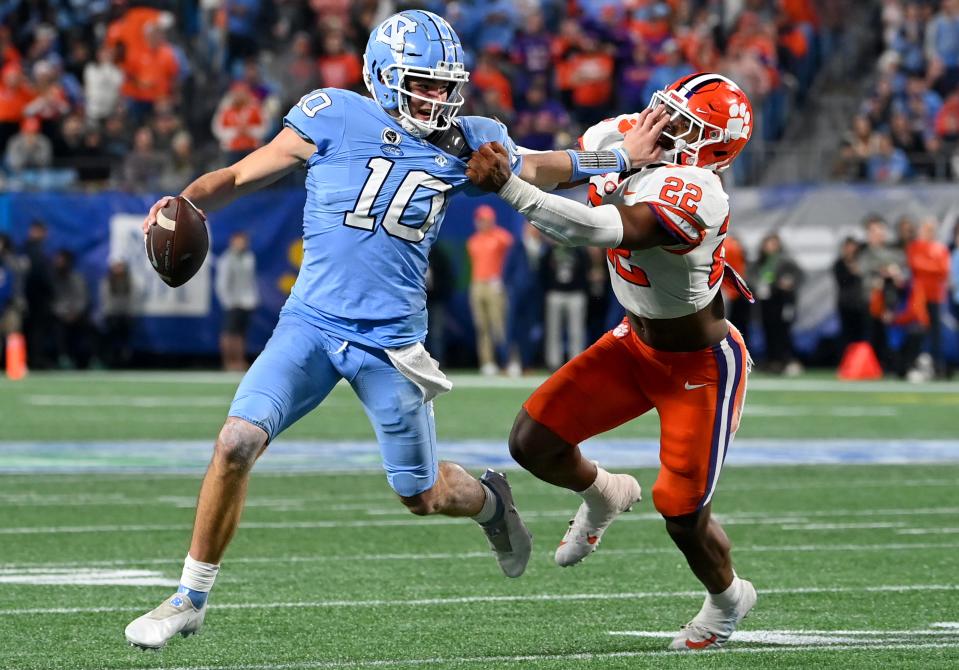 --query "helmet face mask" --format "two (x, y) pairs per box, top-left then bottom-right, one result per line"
(363, 11), (469, 137)
(648, 73), (752, 171)
(385, 62), (468, 134)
